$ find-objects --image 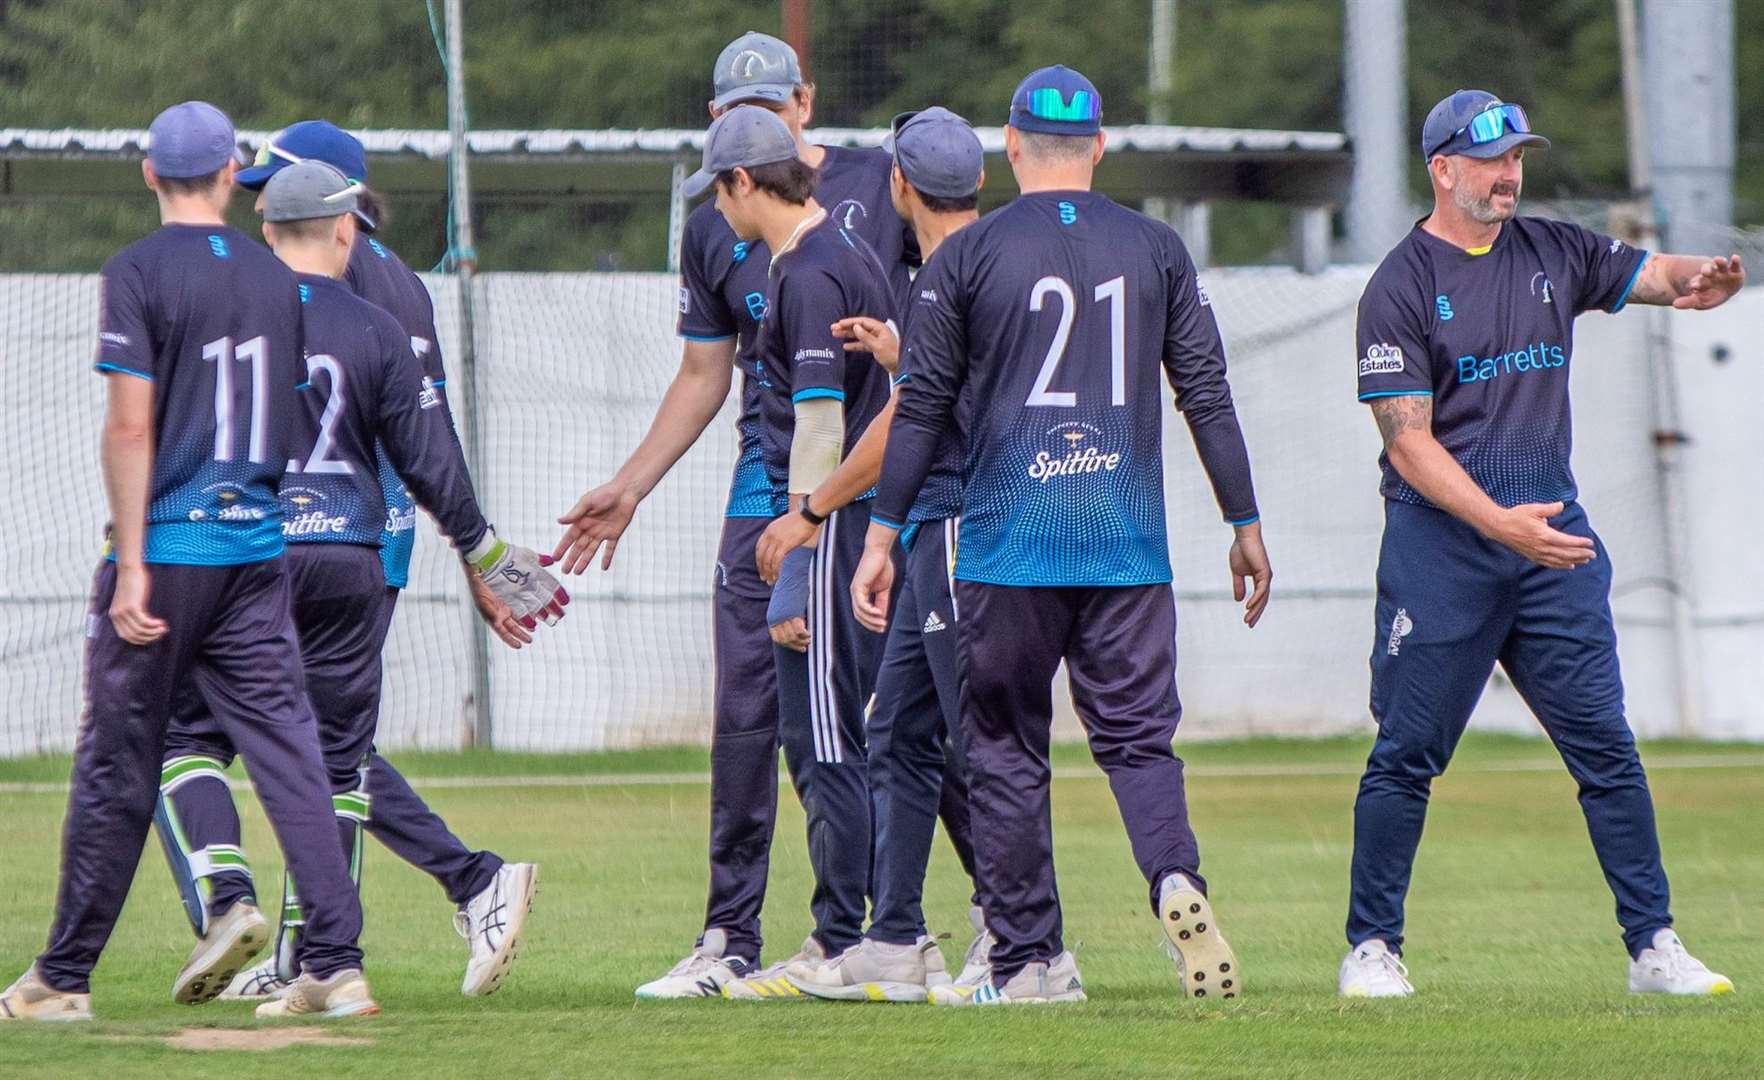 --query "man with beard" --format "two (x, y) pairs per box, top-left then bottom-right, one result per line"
(1340, 89), (1744, 998)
